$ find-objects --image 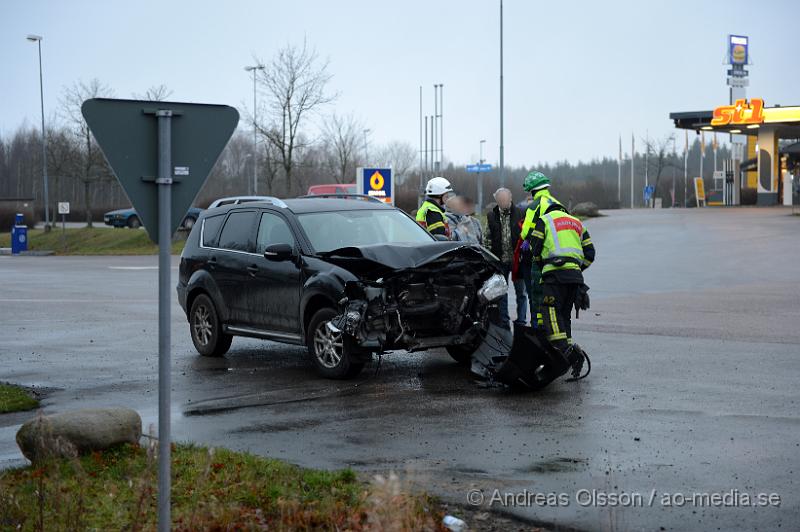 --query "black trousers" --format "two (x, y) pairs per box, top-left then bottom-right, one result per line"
(541, 281), (579, 353)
